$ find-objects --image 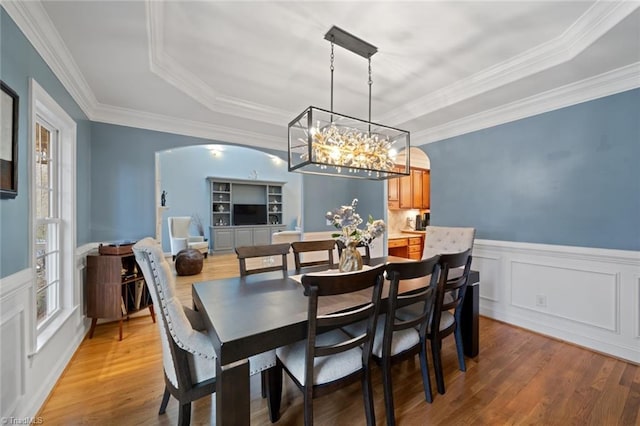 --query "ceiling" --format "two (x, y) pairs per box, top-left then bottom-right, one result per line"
(7, 1), (640, 151)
